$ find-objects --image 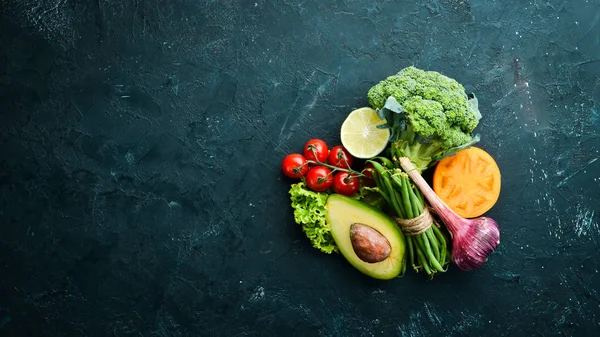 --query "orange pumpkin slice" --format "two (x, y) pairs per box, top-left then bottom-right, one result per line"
(433, 147), (501, 218)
